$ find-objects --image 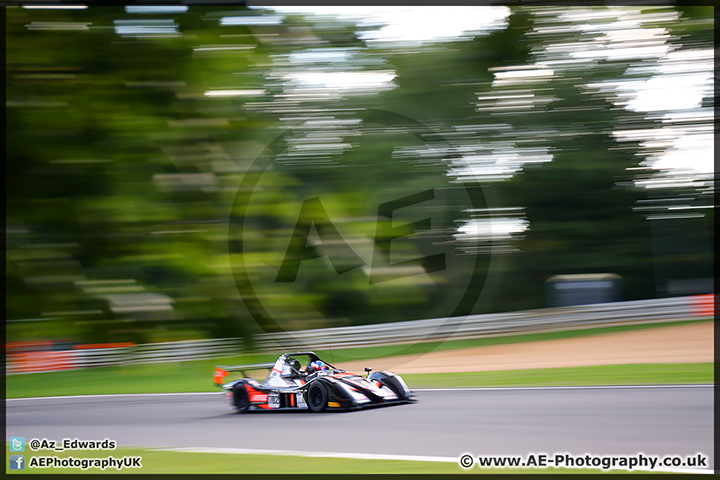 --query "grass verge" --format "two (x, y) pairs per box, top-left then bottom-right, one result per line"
(5, 445), (656, 474)
(403, 363), (713, 388)
(6, 363), (712, 399)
